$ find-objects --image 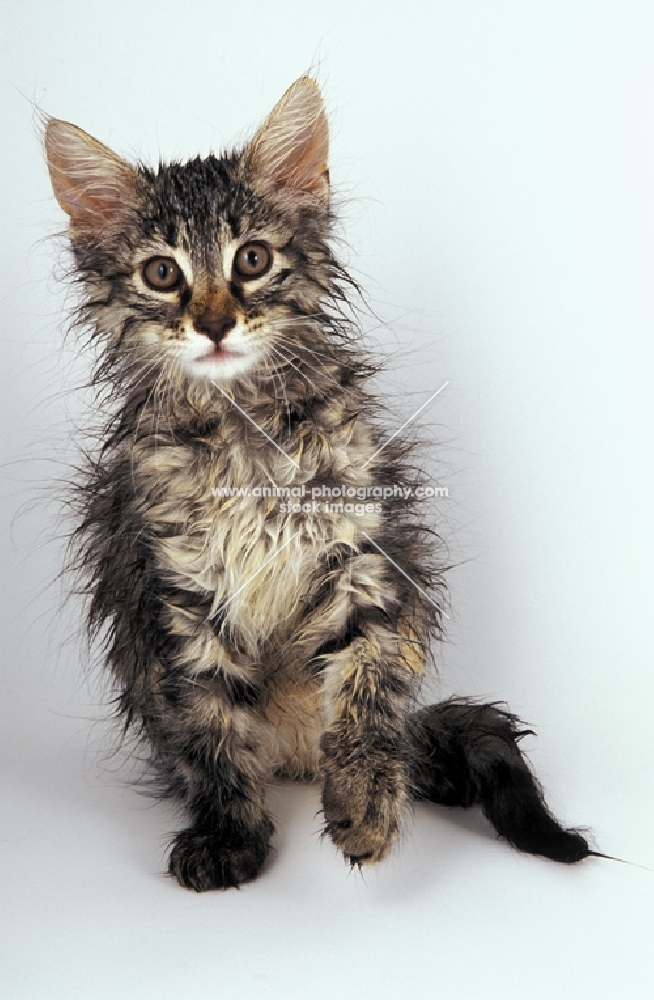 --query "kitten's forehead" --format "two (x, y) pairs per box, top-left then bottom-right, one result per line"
(139, 153), (296, 278)
(139, 152), (284, 263)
